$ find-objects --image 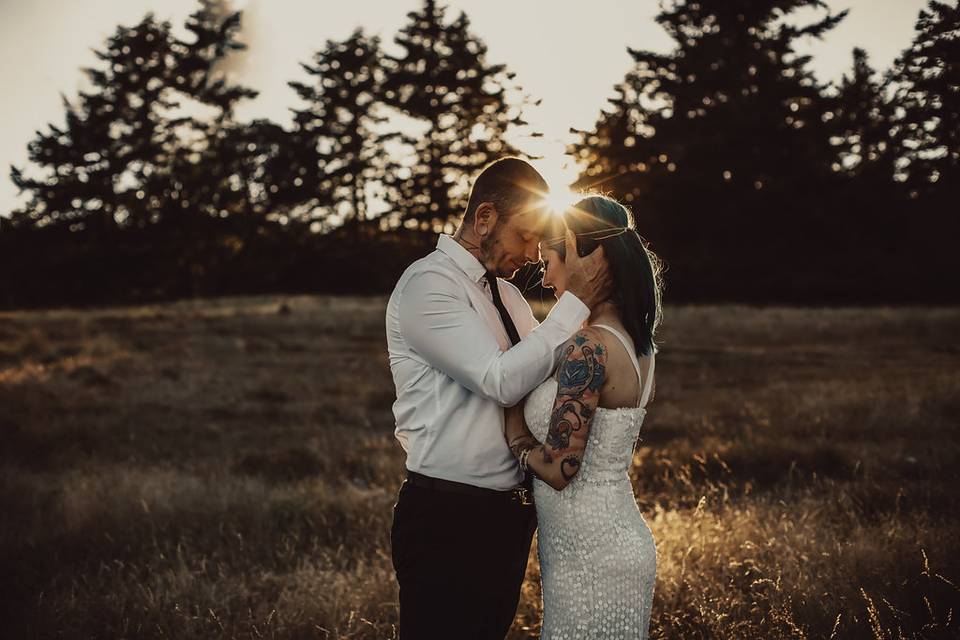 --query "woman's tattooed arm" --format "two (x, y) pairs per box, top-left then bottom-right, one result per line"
(503, 329), (607, 490)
